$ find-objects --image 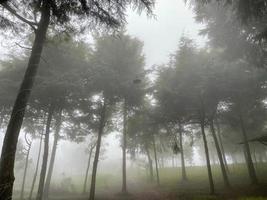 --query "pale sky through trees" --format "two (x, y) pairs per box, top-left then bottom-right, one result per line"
(126, 0), (205, 67)
(0, 0), (205, 176)
(0, 0), (204, 67)
(53, 0), (205, 175)
(2, 1), (267, 199)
